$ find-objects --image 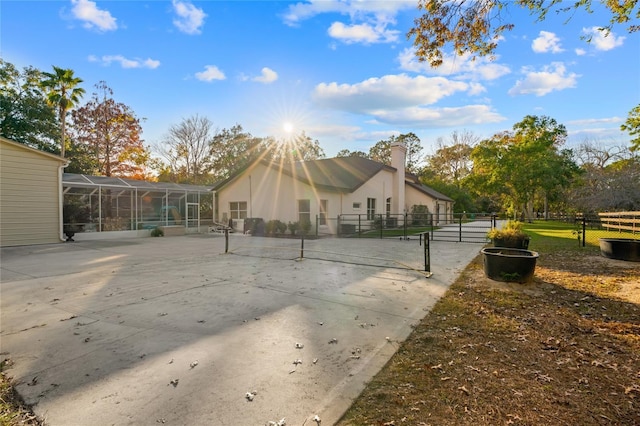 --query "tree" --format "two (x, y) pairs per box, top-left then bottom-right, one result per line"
(368, 133), (424, 173)
(621, 104), (640, 151)
(470, 115), (578, 221)
(157, 115), (216, 184)
(368, 138), (391, 165)
(335, 149), (369, 158)
(409, 0), (639, 67)
(71, 82), (149, 178)
(267, 131), (326, 163)
(209, 124), (267, 180)
(566, 141), (640, 211)
(0, 59), (58, 152)
(40, 66), (85, 157)
(424, 130), (478, 186)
